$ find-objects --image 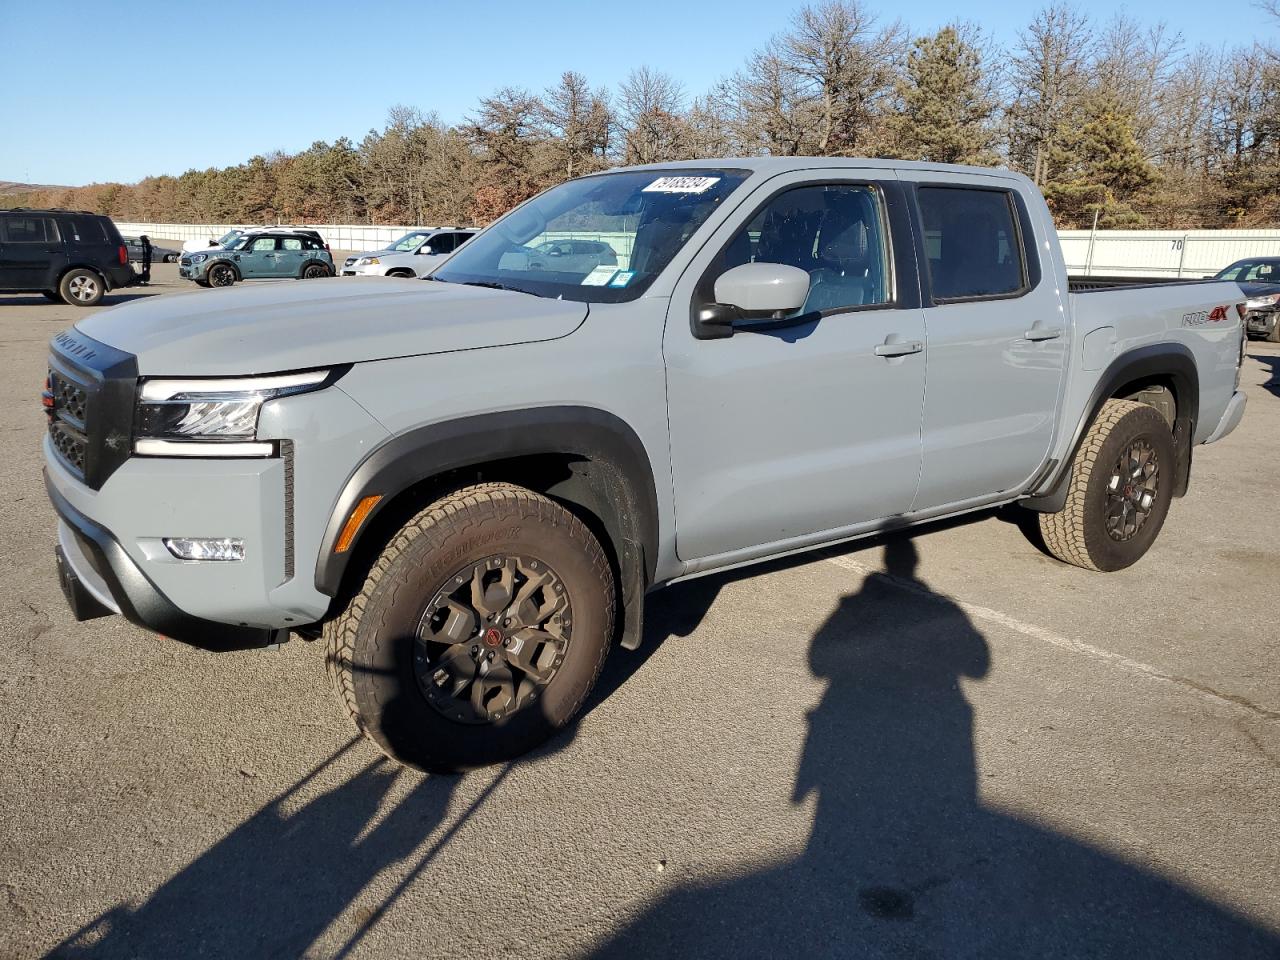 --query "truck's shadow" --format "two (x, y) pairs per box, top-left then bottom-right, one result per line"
(50, 540), (1279, 959)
